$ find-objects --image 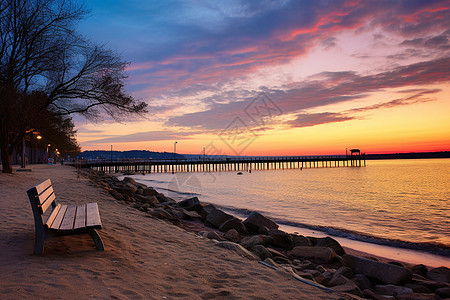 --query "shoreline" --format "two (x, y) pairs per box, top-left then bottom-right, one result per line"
(2, 164), (449, 299)
(123, 173), (449, 269)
